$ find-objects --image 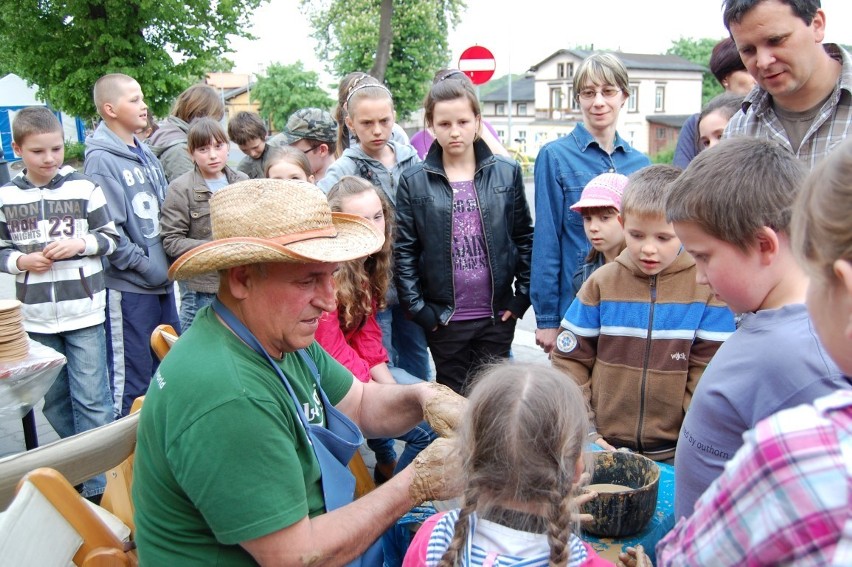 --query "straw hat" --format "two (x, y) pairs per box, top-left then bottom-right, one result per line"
(169, 179), (384, 281)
